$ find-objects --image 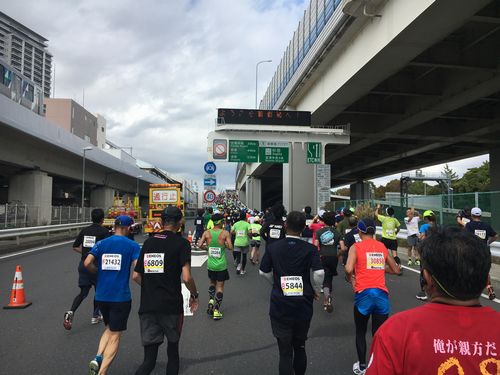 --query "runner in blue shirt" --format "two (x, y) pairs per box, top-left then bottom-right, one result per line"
(84, 215), (140, 375)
